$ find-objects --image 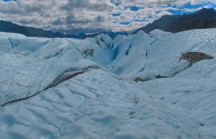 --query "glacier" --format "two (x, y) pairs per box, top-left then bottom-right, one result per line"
(0, 29), (216, 138)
